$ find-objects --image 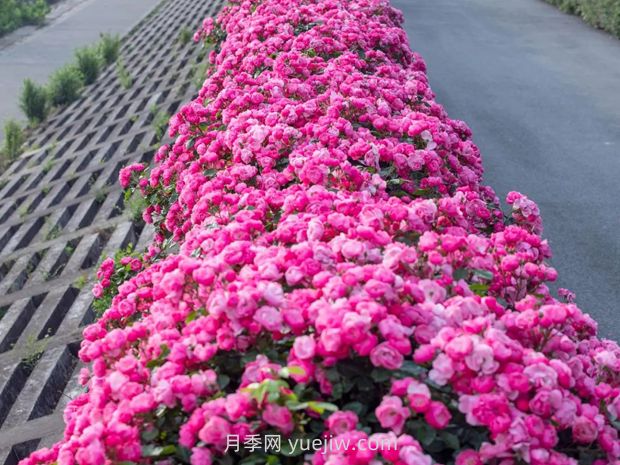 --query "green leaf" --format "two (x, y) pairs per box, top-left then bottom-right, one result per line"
(370, 368), (391, 382)
(440, 431), (460, 450)
(142, 444), (176, 458)
(218, 374), (231, 390)
(397, 360), (427, 378)
(469, 283), (489, 296)
(287, 365), (307, 376)
(473, 269), (493, 280)
(453, 268), (468, 280)
(239, 454), (267, 465)
(286, 400), (309, 411)
(411, 422), (436, 447)
(342, 402), (365, 416)
(146, 344), (170, 369)
(355, 376), (374, 392)
(306, 401), (338, 414)
(175, 446), (192, 463)
(141, 428), (159, 442)
(331, 382), (344, 400)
